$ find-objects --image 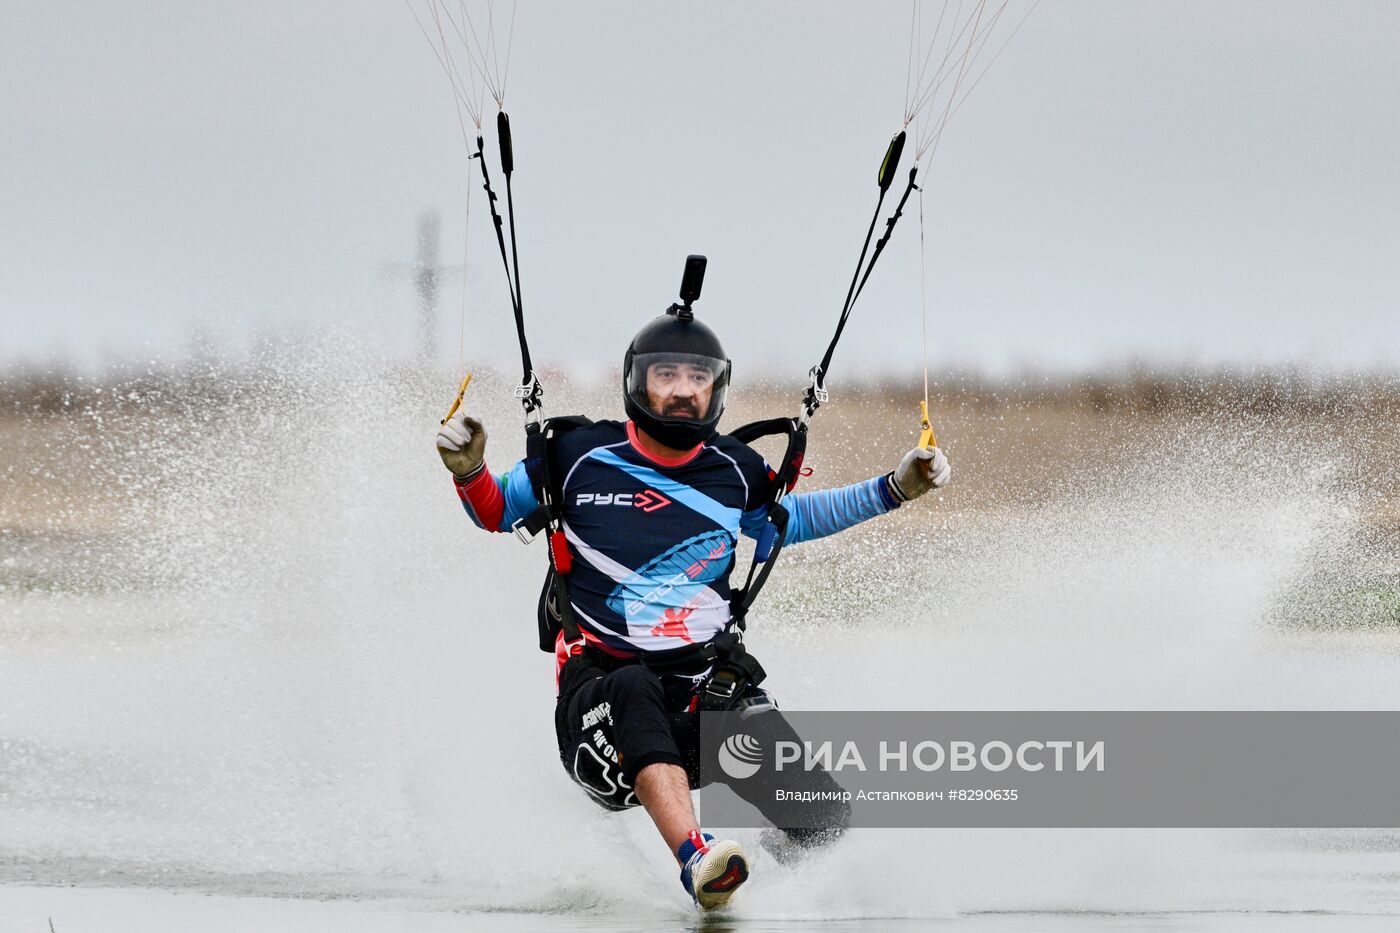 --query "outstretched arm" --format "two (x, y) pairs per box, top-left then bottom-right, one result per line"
(741, 446), (951, 545)
(783, 475), (899, 544)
